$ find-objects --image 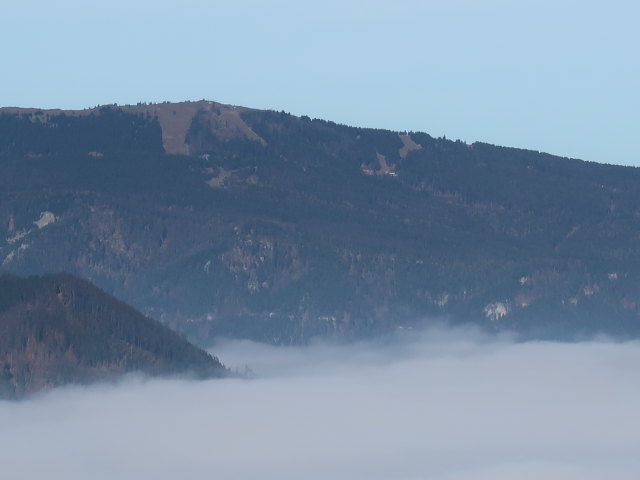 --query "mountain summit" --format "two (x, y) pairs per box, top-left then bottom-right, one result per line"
(1, 101), (639, 343)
